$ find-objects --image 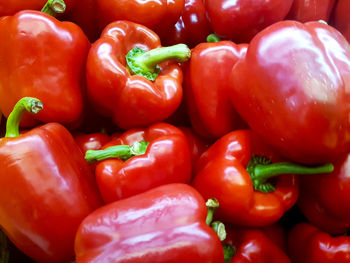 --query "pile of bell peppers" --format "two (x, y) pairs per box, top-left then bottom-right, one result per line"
(1, 0), (350, 262)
